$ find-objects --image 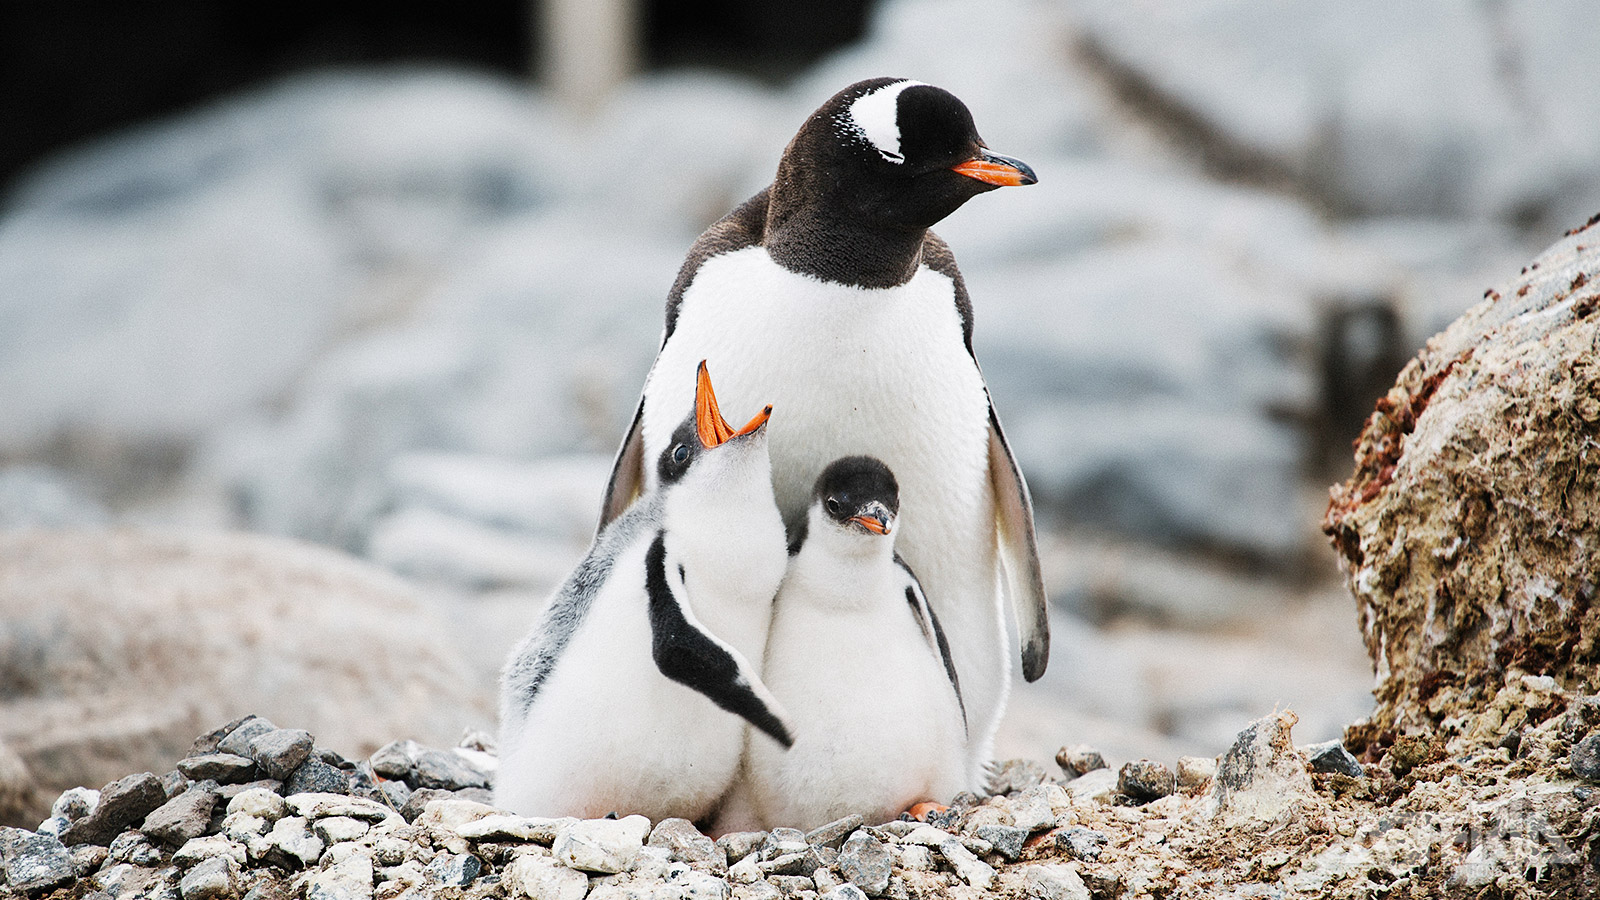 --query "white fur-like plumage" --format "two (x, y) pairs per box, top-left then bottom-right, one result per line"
(740, 503), (967, 829)
(639, 247), (1007, 784)
(495, 434), (788, 821)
